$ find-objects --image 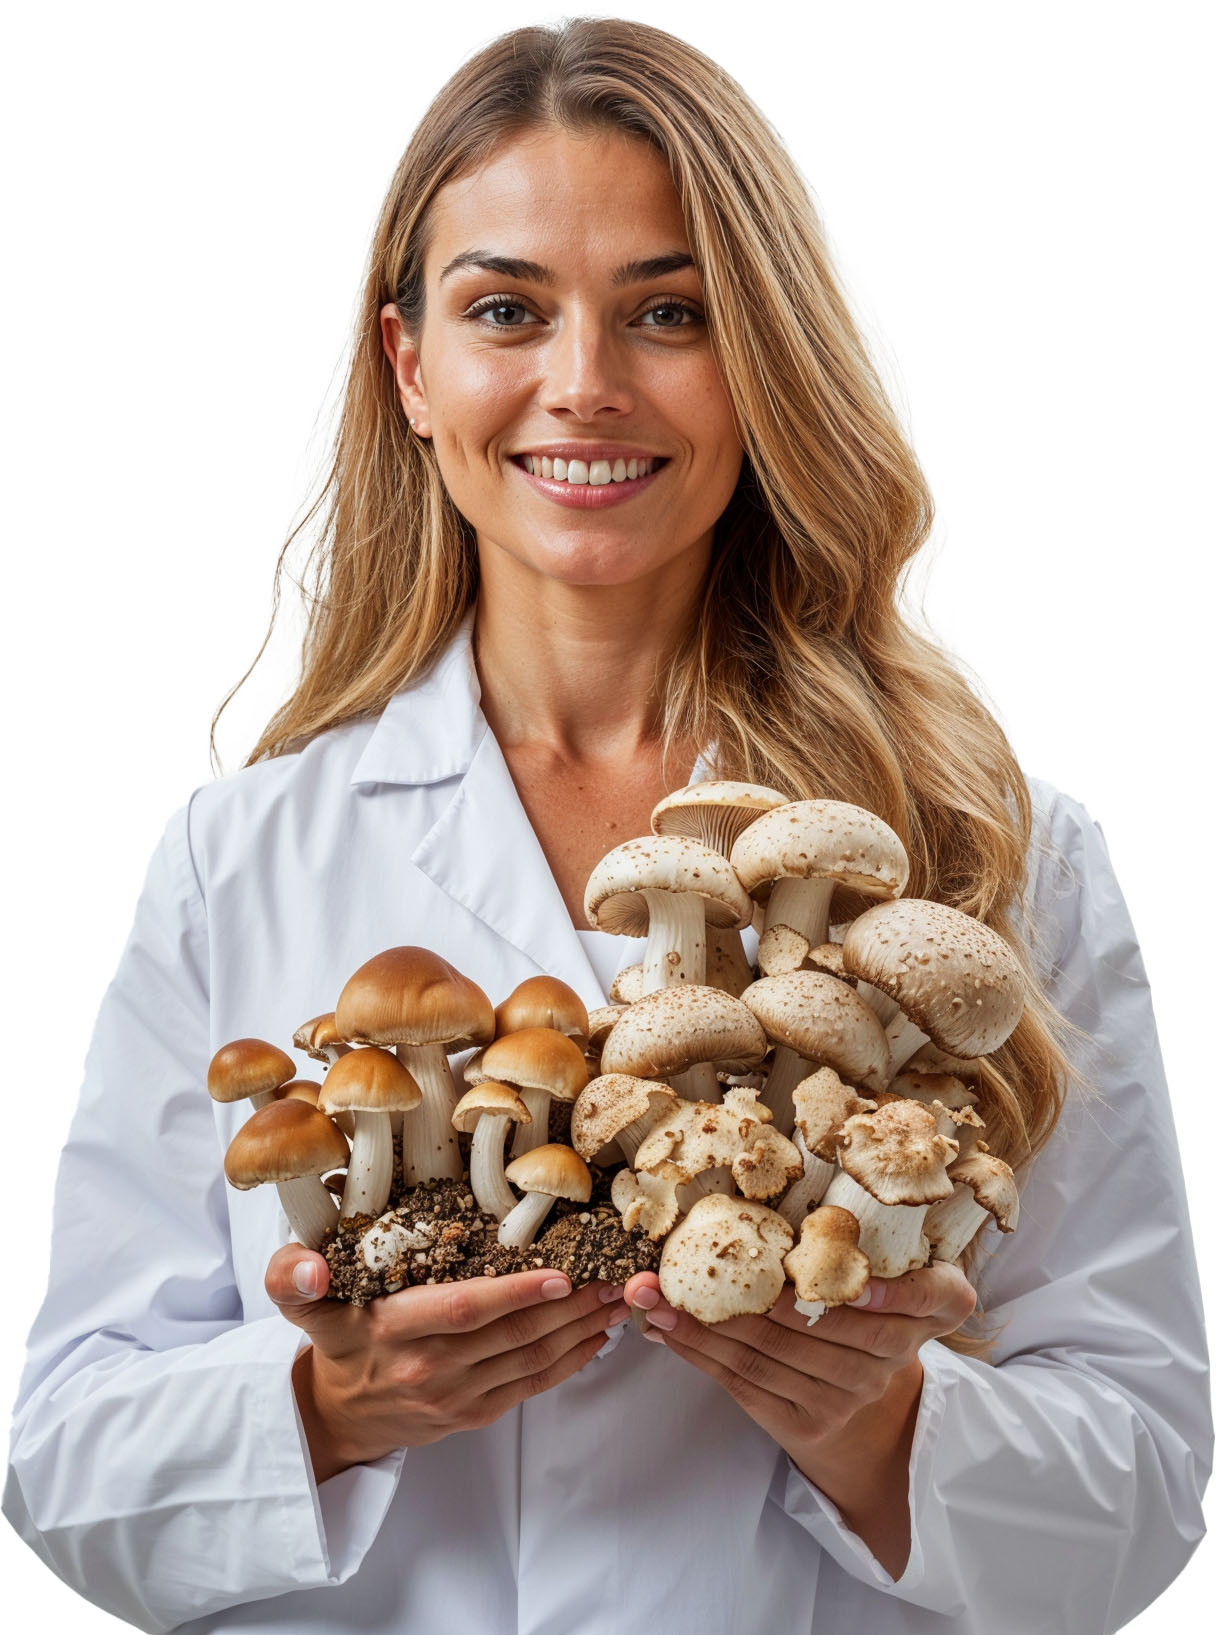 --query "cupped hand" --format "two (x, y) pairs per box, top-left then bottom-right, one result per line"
(622, 1261), (975, 1464)
(267, 1243), (630, 1482)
